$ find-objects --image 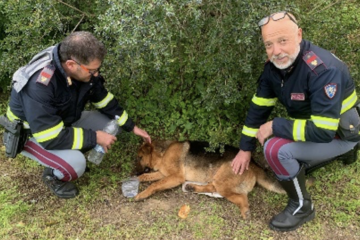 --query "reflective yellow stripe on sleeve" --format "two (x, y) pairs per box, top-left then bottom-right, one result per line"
(33, 121), (64, 143)
(117, 111), (128, 126)
(242, 126), (259, 138)
(72, 128), (84, 149)
(341, 90), (357, 114)
(251, 94), (277, 107)
(293, 120), (306, 141)
(311, 115), (339, 131)
(92, 92), (114, 109)
(6, 107), (30, 129)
